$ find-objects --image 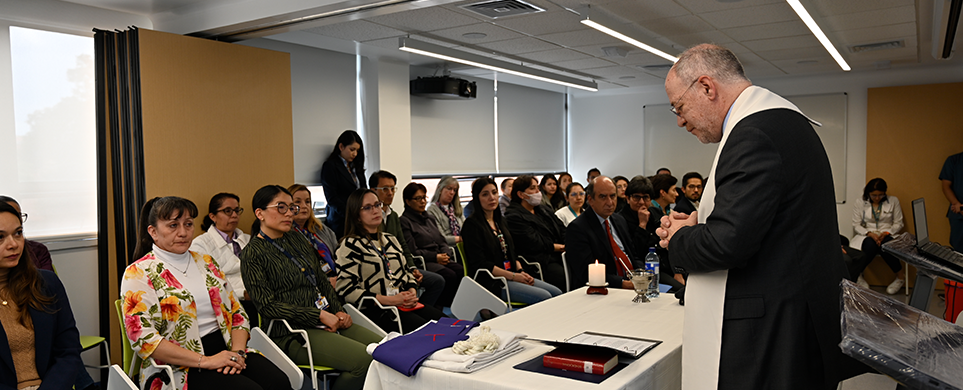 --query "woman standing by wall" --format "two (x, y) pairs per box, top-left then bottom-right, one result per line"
(320, 130), (366, 239)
